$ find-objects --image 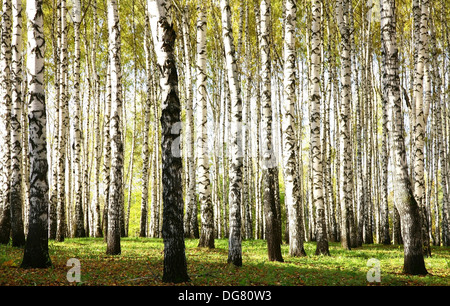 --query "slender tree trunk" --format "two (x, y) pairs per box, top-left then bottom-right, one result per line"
(243, 3), (253, 240)
(181, 6), (195, 239)
(380, 0), (427, 275)
(0, 0), (12, 245)
(282, 0), (306, 257)
(311, 0), (329, 256)
(102, 60), (112, 241)
(221, 0), (243, 266)
(106, 0), (124, 256)
(254, 4), (262, 240)
(412, 0), (431, 257)
(56, 0), (68, 242)
(259, 0), (284, 262)
(380, 25), (391, 244)
(92, 0), (102, 238)
(21, 0), (52, 268)
(9, 0), (25, 247)
(72, 0), (85, 238)
(140, 12), (152, 238)
(48, 0), (60, 240)
(196, 5), (215, 249)
(336, 0), (352, 251)
(148, 0), (189, 283)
